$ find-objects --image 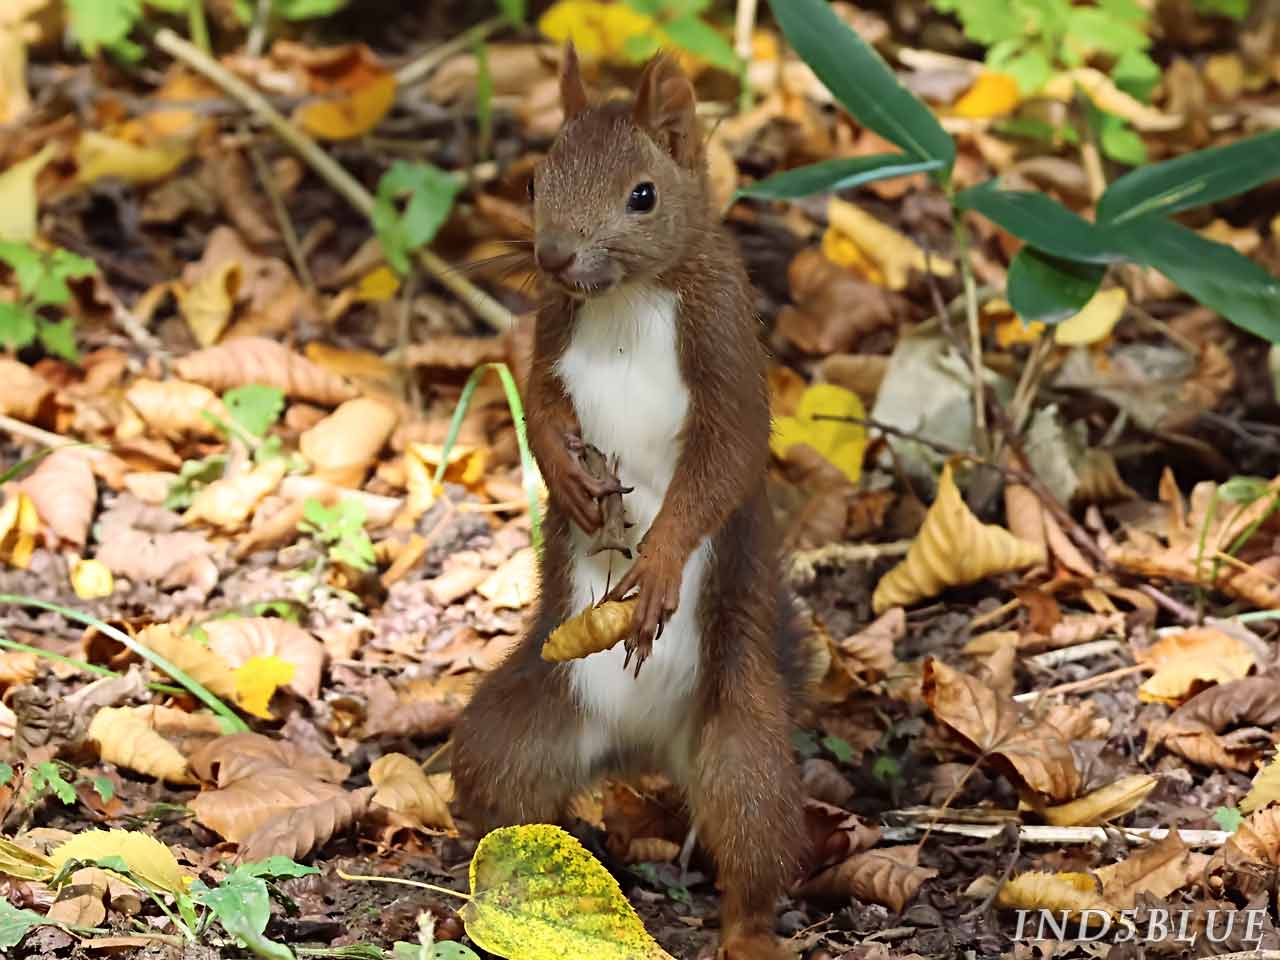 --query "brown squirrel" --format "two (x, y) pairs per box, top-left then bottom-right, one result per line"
(451, 45), (809, 960)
